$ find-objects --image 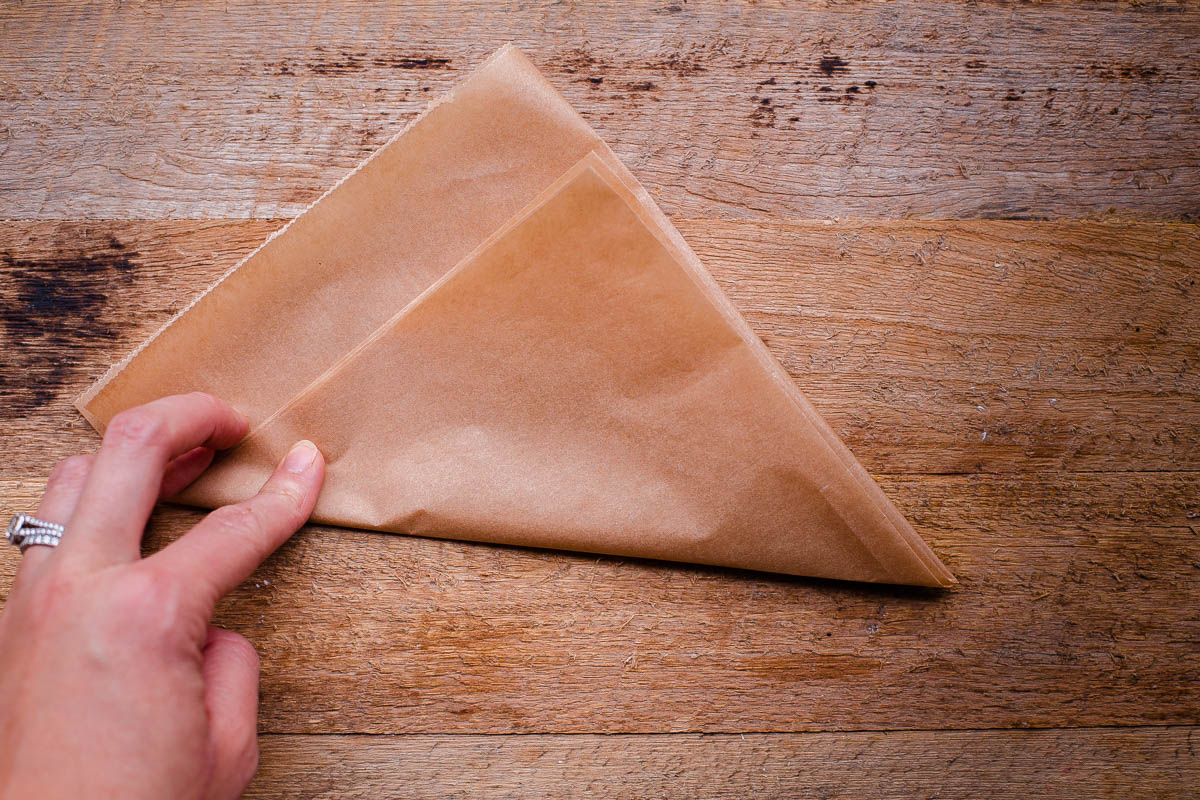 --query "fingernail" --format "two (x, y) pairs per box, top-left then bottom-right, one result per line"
(282, 440), (319, 473)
